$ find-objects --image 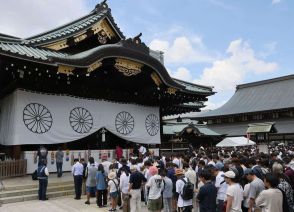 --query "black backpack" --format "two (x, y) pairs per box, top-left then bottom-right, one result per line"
(32, 170), (38, 180)
(277, 187), (290, 212)
(181, 178), (194, 200)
